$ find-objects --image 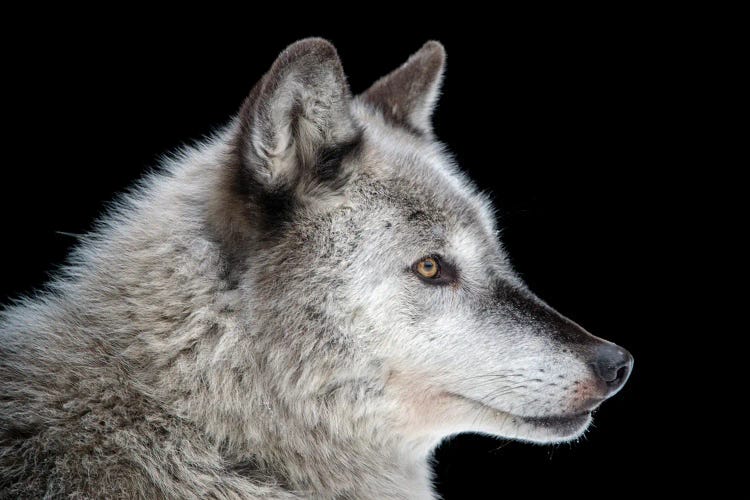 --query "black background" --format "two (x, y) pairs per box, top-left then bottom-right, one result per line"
(1, 13), (698, 498)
